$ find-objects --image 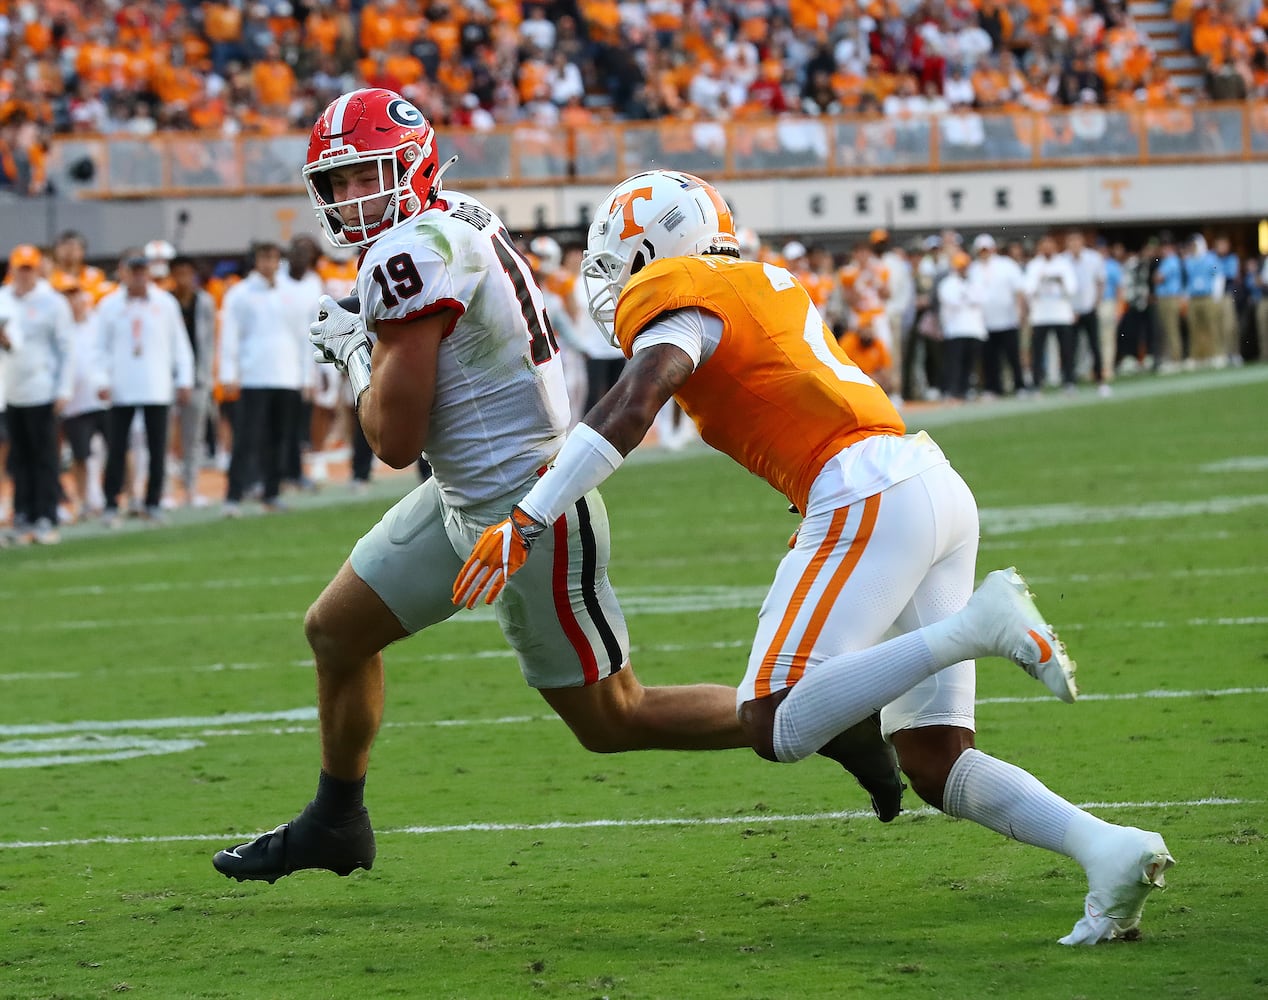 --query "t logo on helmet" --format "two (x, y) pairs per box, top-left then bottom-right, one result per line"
(611, 187), (654, 240)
